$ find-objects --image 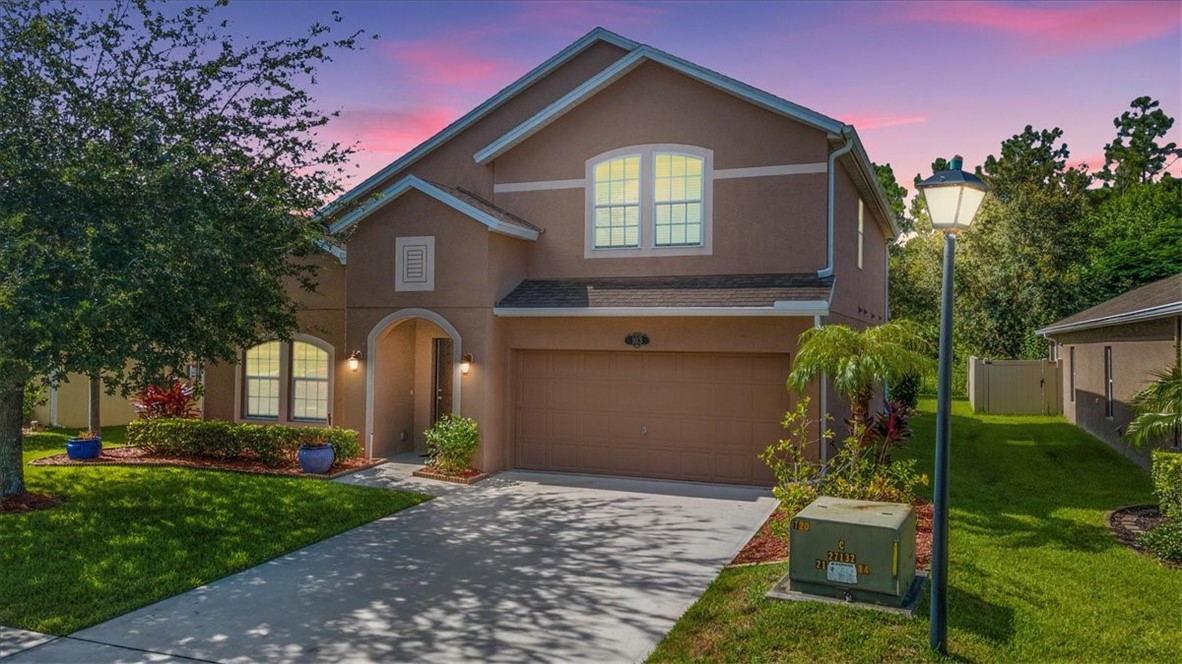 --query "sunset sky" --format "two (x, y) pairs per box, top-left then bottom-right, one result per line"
(223, 0), (1182, 198)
